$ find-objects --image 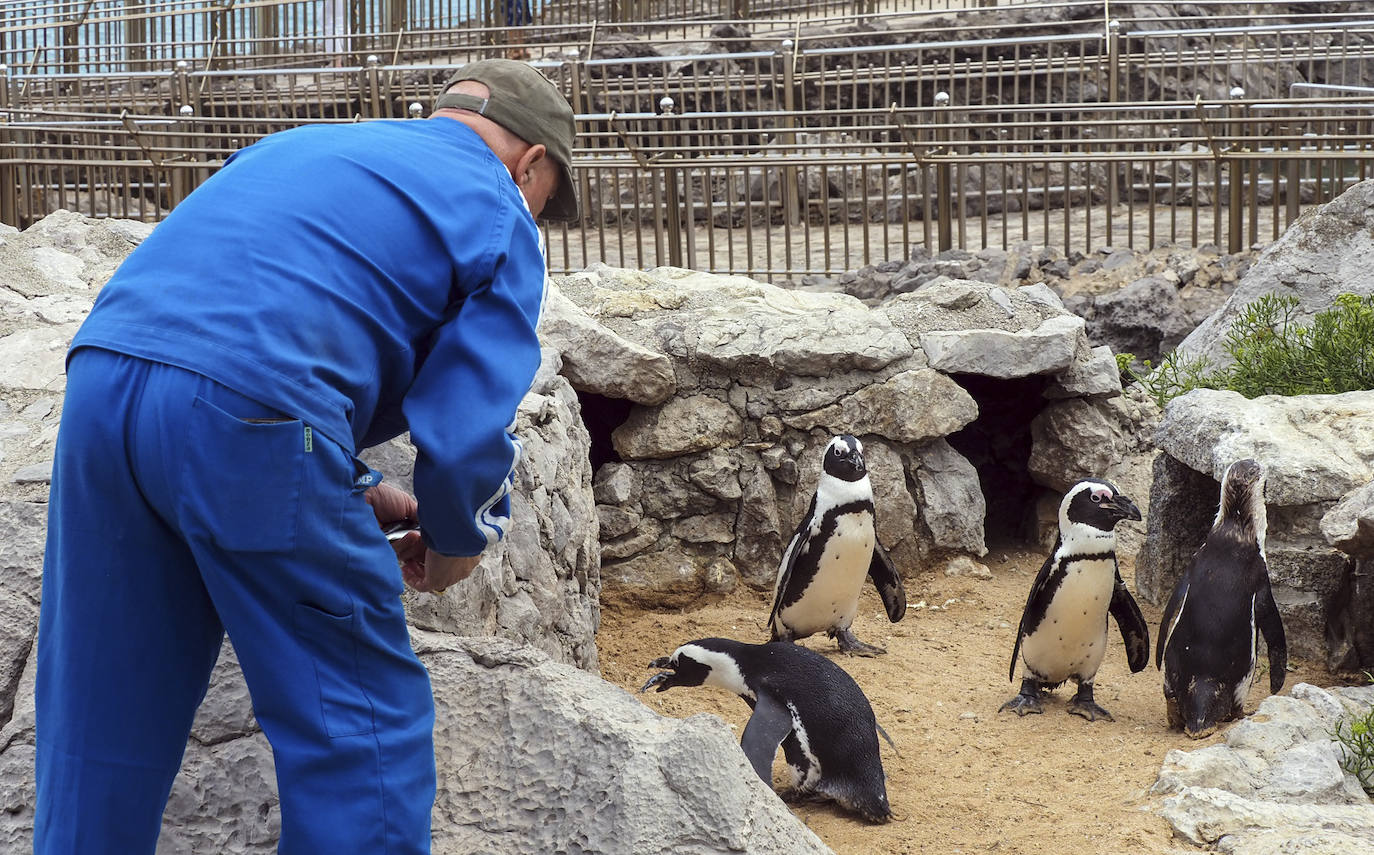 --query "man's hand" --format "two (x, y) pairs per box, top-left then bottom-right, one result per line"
(393, 534), (481, 593)
(364, 482), (417, 527)
(365, 482), (480, 593)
